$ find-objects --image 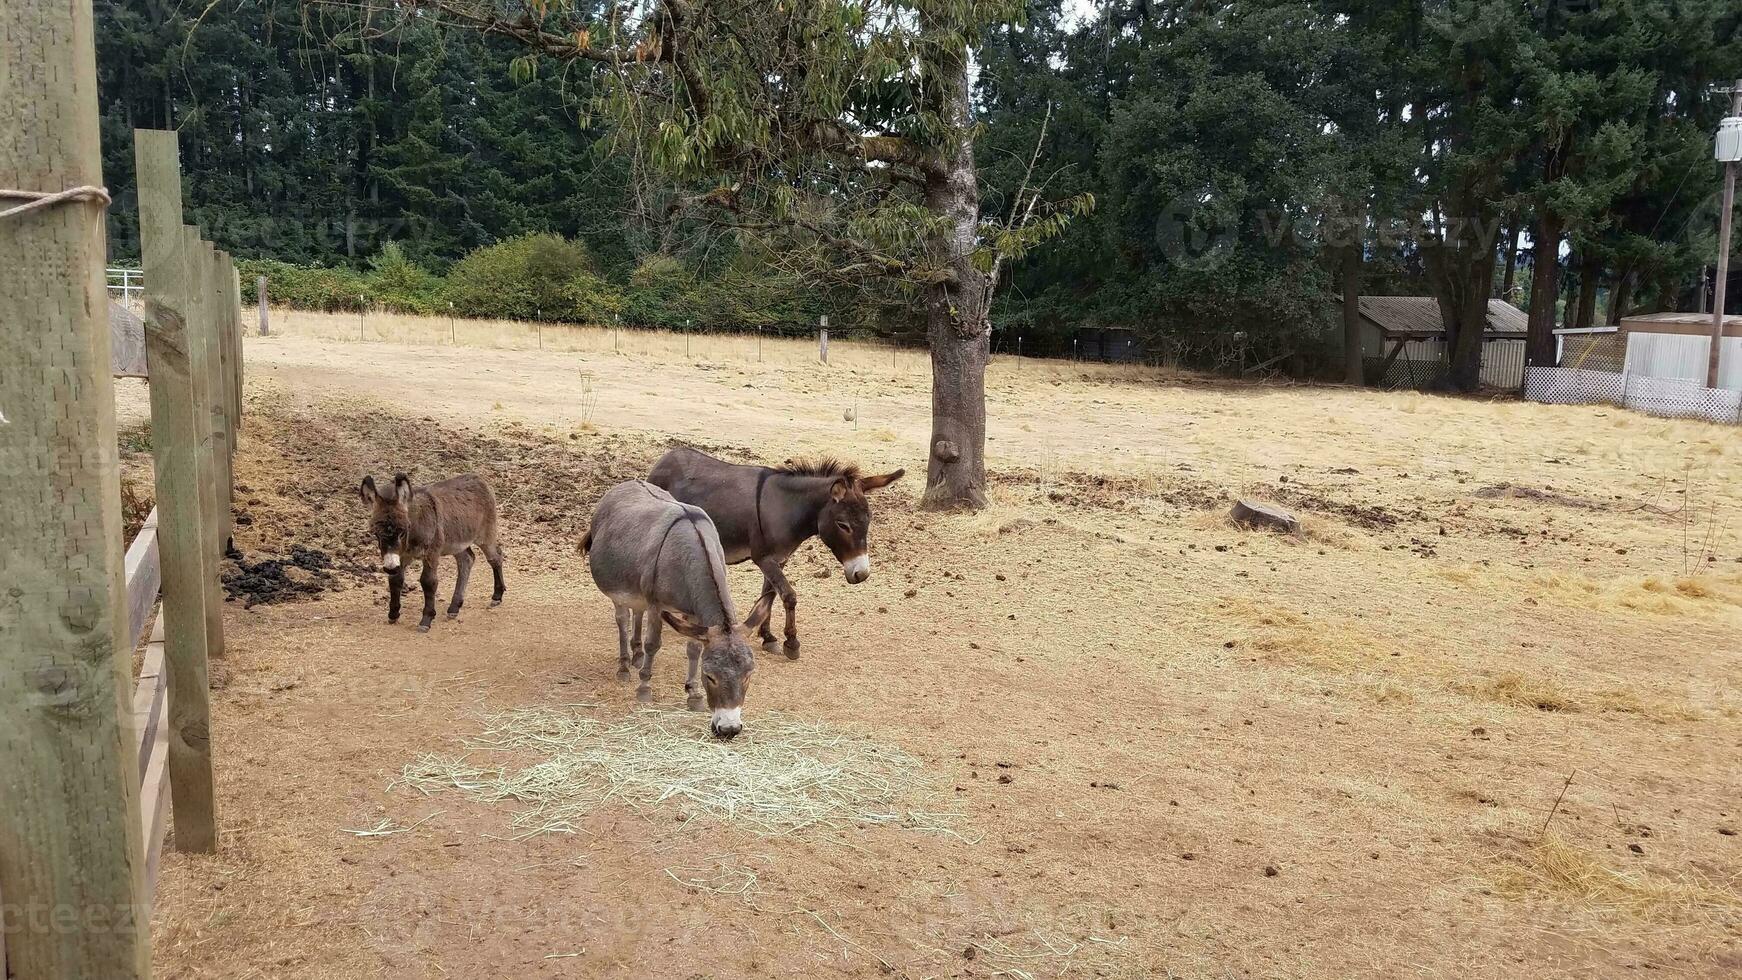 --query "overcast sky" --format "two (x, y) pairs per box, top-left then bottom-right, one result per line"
(1062, 0), (1098, 28)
